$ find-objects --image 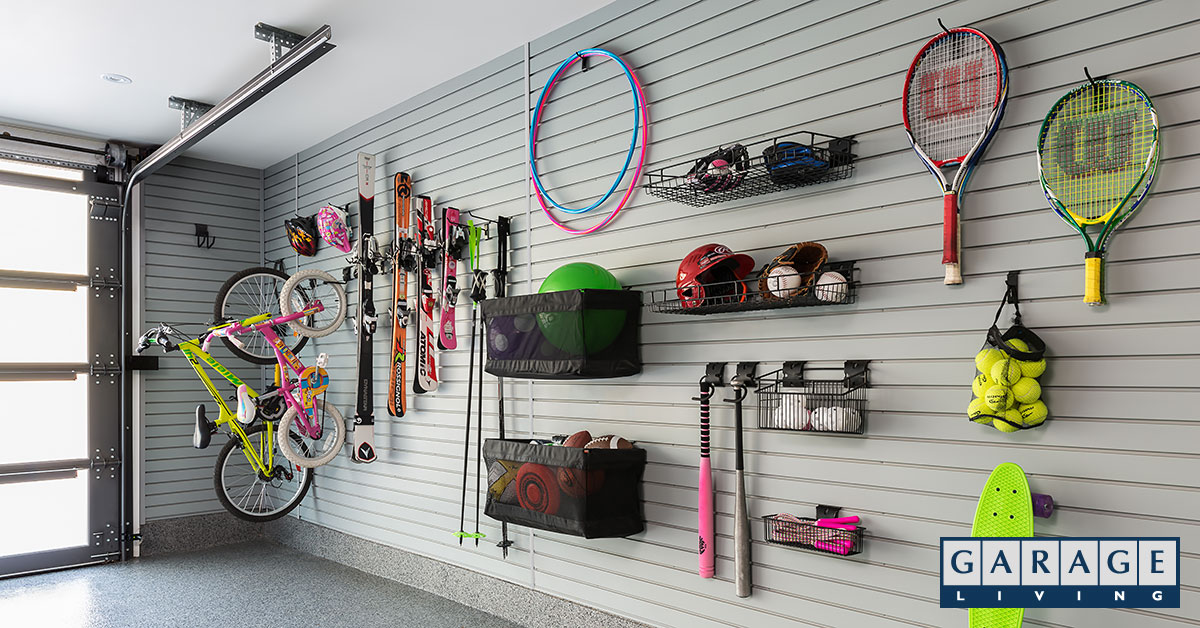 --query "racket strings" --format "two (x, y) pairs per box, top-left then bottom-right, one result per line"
(1040, 84), (1157, 223)
(906, 33), (1001, 163)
